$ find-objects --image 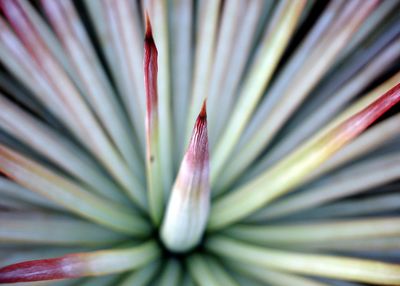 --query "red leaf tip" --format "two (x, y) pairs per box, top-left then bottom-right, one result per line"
(194, 100), (207, 135)
(144, 13), (158, 119)
(144, 12), (154, 43)
(199, 99), (207, 119)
